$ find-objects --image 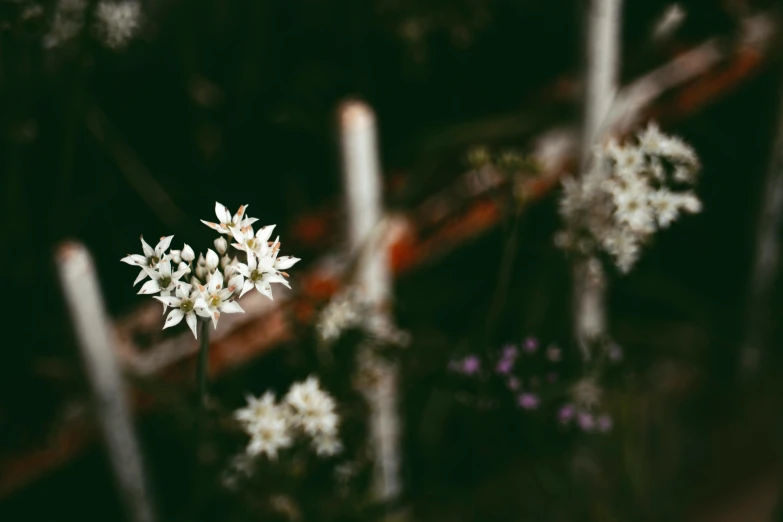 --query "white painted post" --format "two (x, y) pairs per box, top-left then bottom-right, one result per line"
(575, 0), (623, 359)
(338, 100), (402, 510)
(56, 241), (155, 522)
